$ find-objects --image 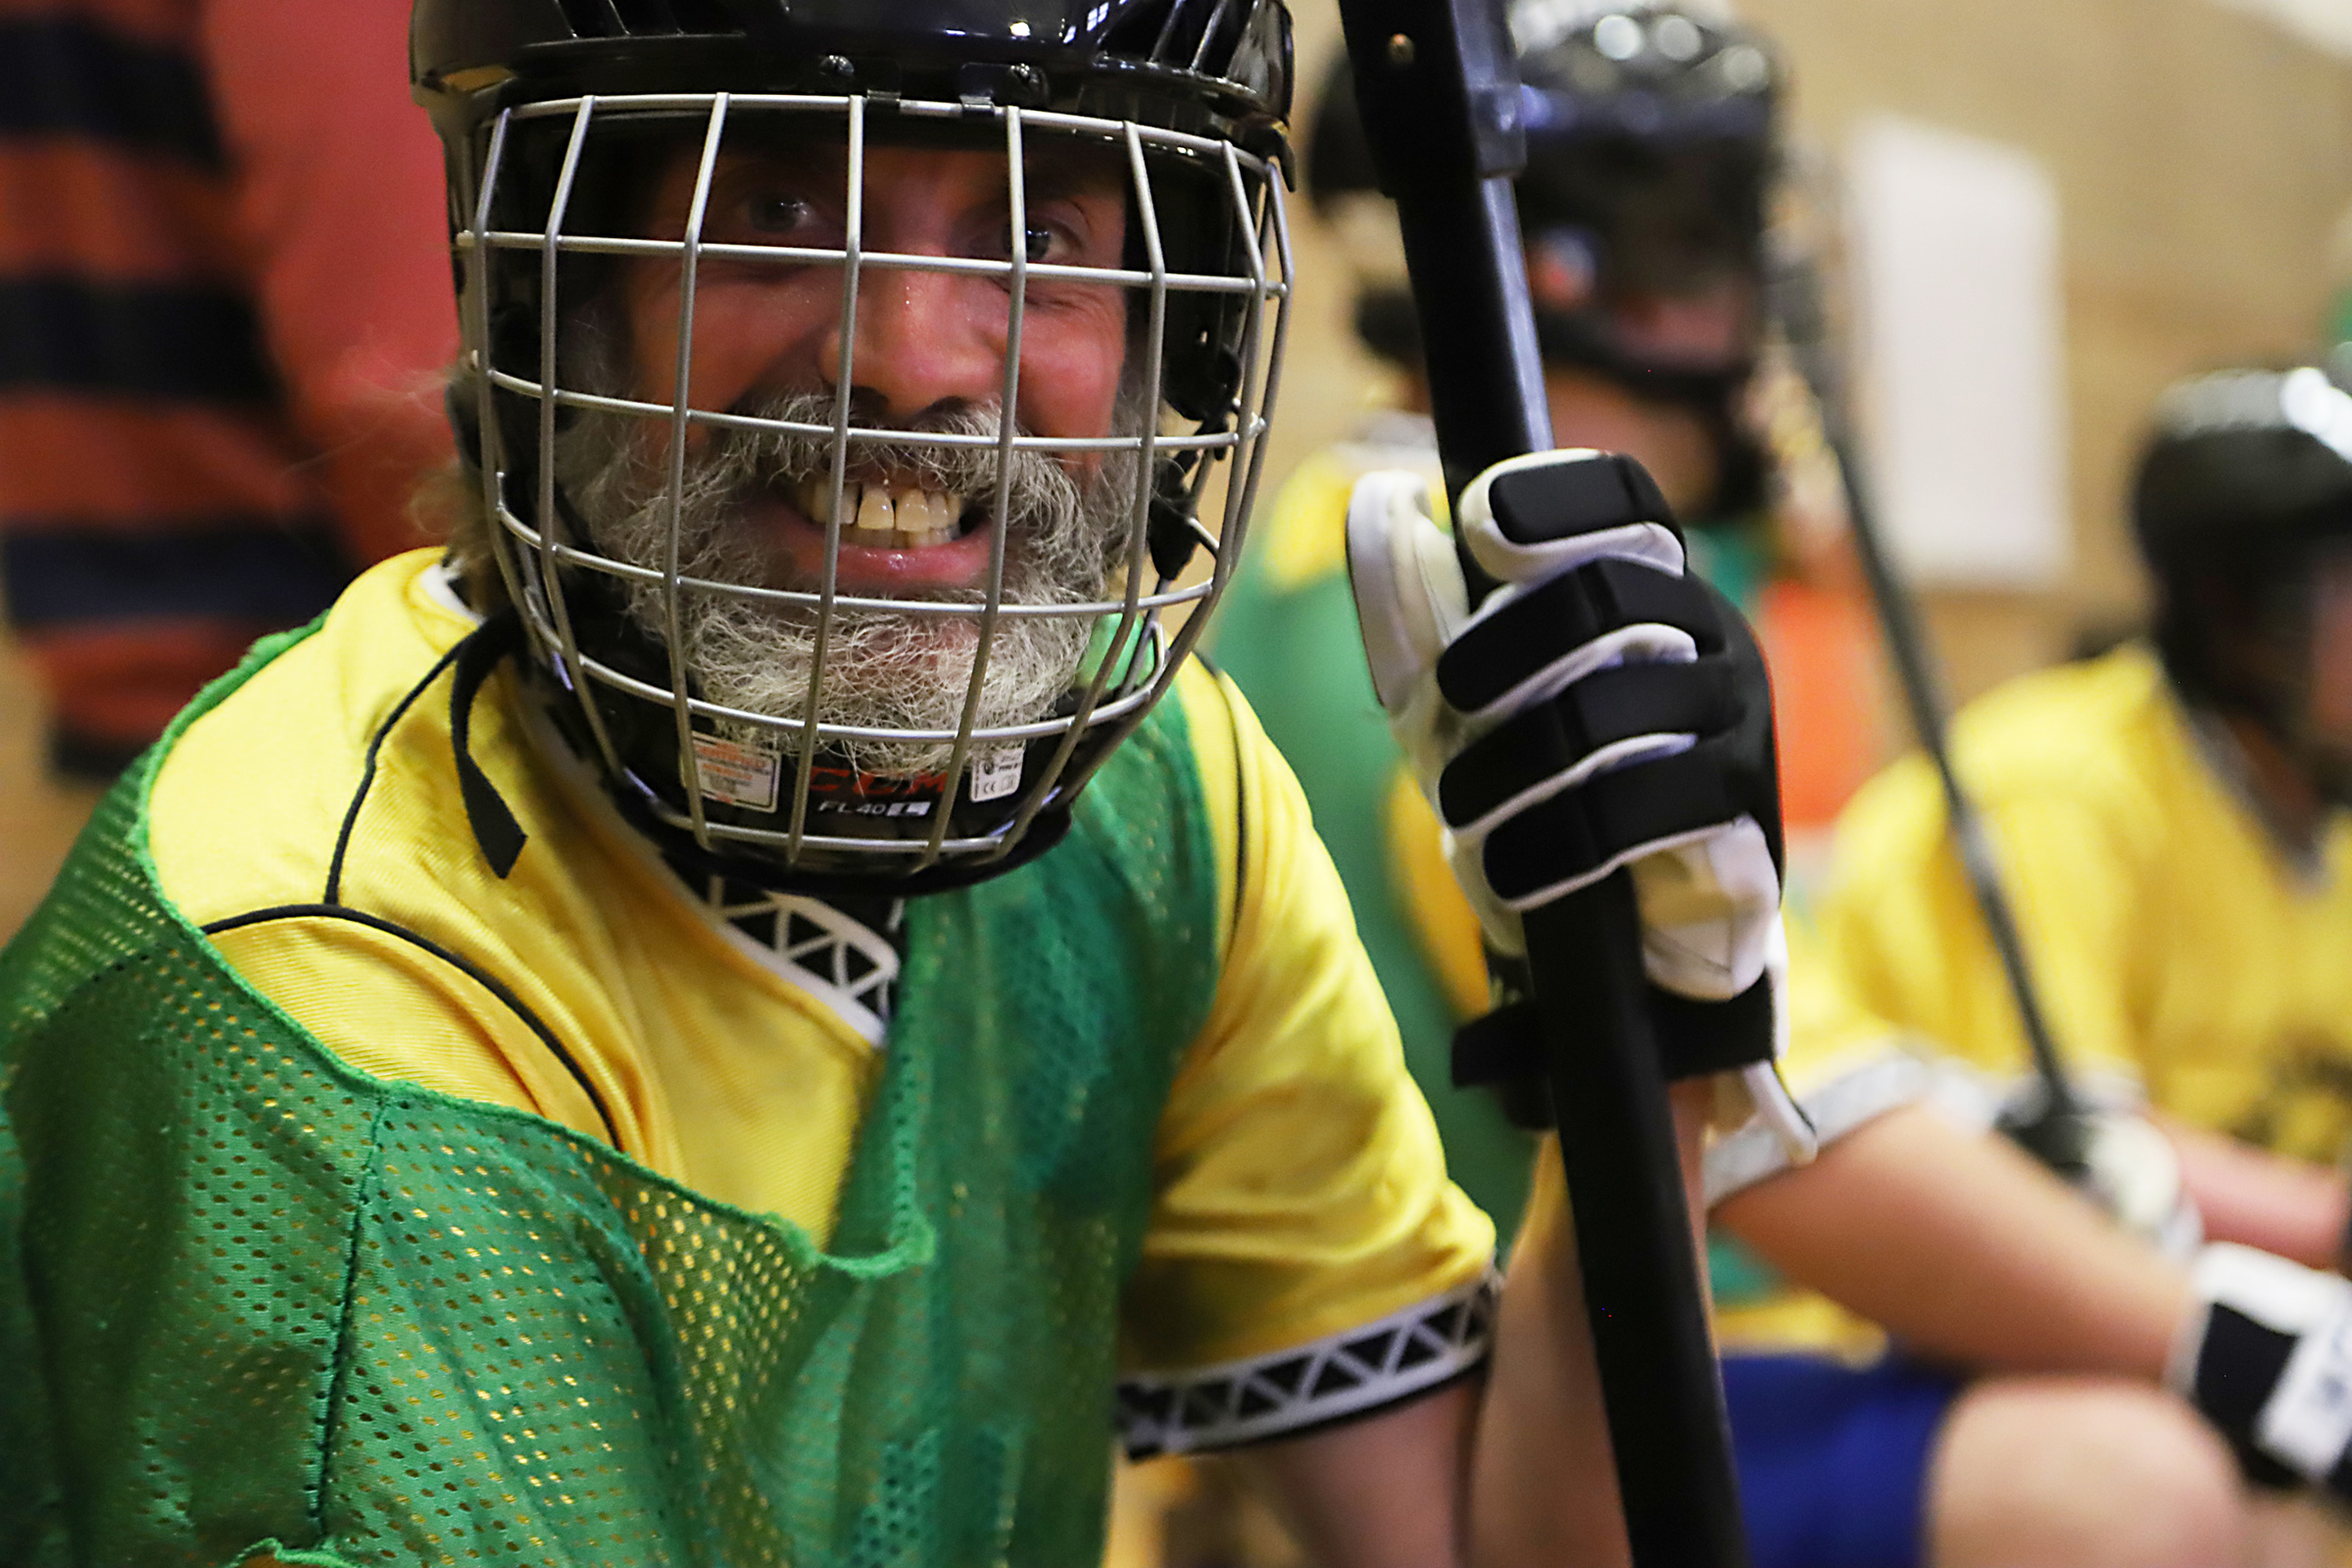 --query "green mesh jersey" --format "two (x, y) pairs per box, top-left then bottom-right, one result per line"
(0, 622), (1222, 1568)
